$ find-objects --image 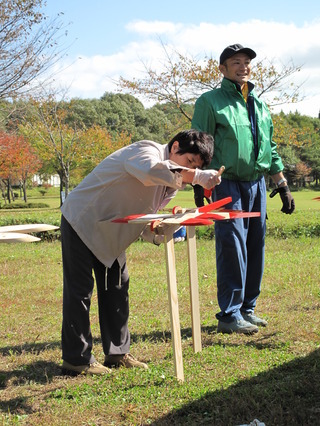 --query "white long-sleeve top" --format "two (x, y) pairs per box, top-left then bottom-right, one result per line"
(61, 140), (186, 267)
